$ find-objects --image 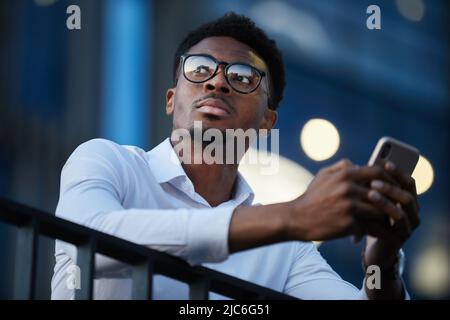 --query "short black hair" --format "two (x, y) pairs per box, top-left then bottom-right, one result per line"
(173, 12), (285, 110)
